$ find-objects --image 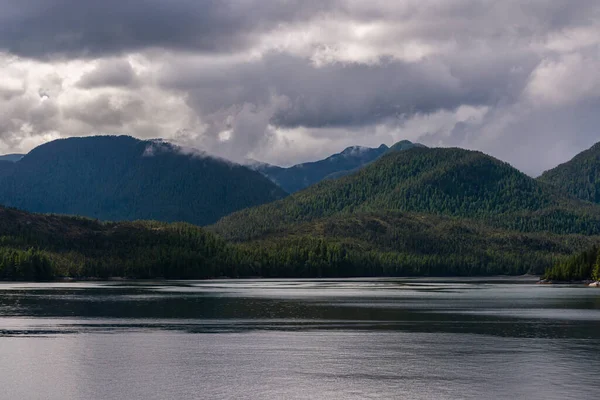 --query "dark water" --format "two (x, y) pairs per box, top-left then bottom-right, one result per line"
(1, 278), (599, 400)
